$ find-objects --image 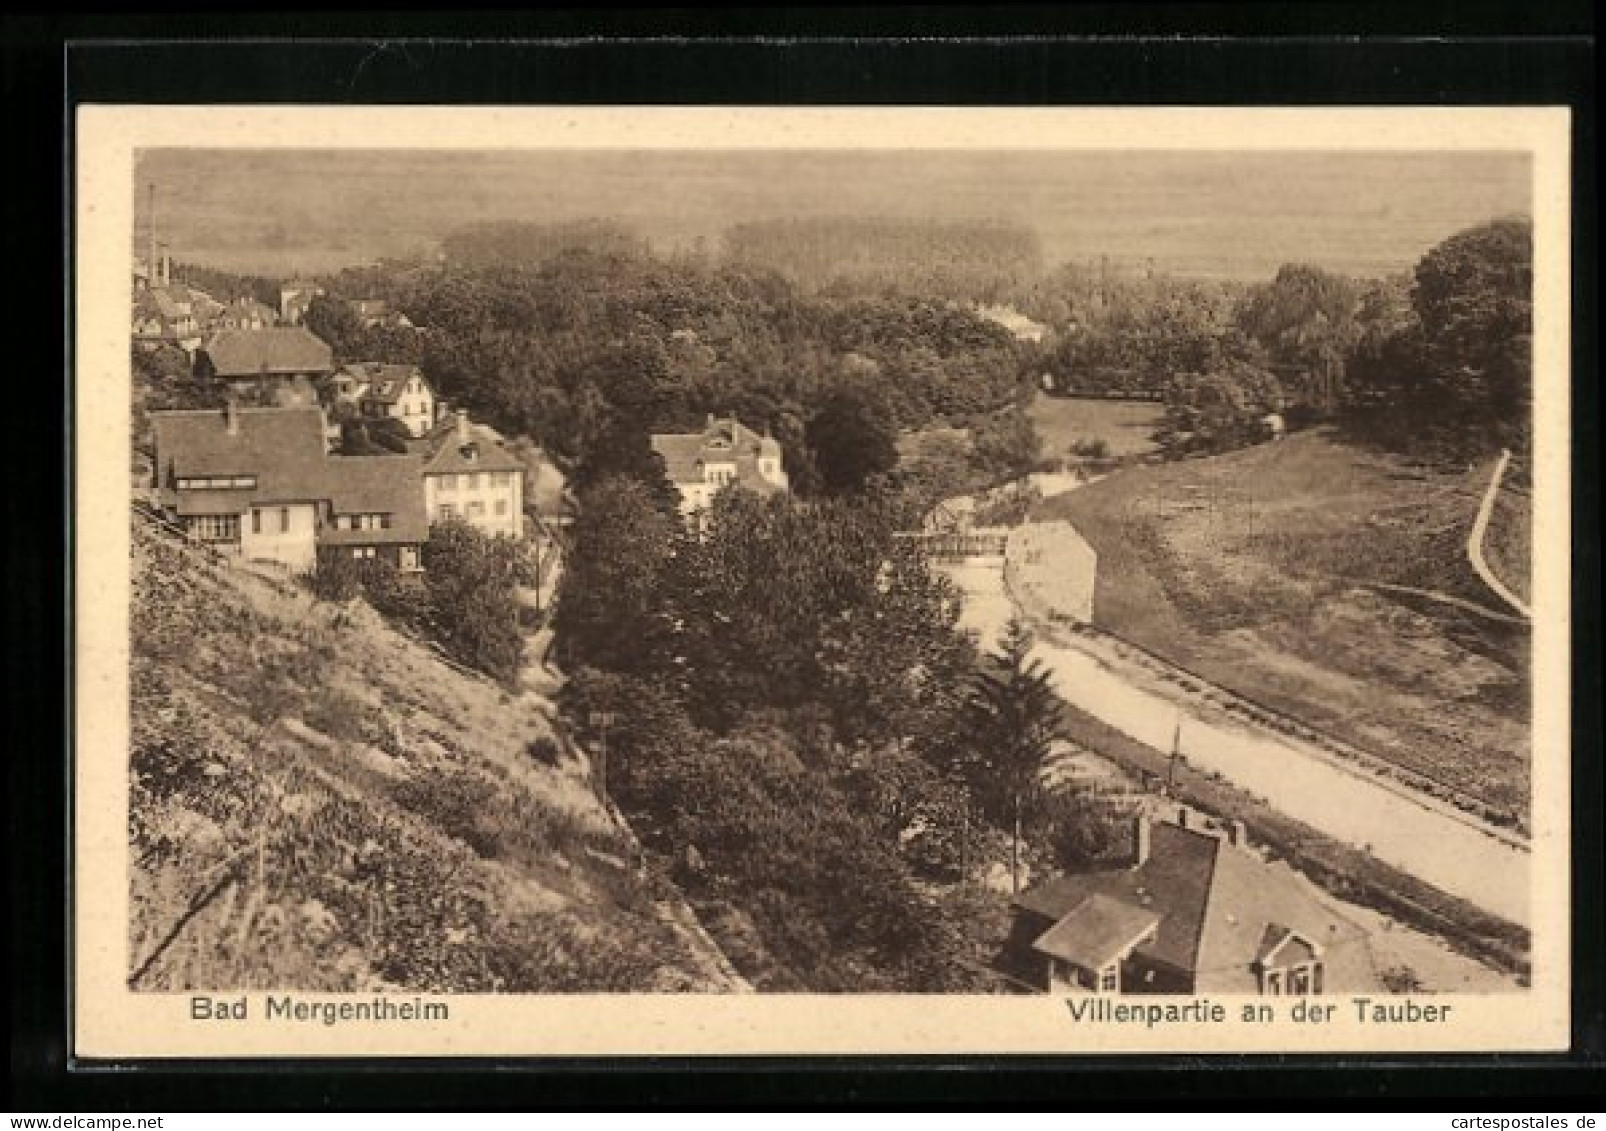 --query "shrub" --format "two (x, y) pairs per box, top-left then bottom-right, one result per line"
(525, 734), (565, 767)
